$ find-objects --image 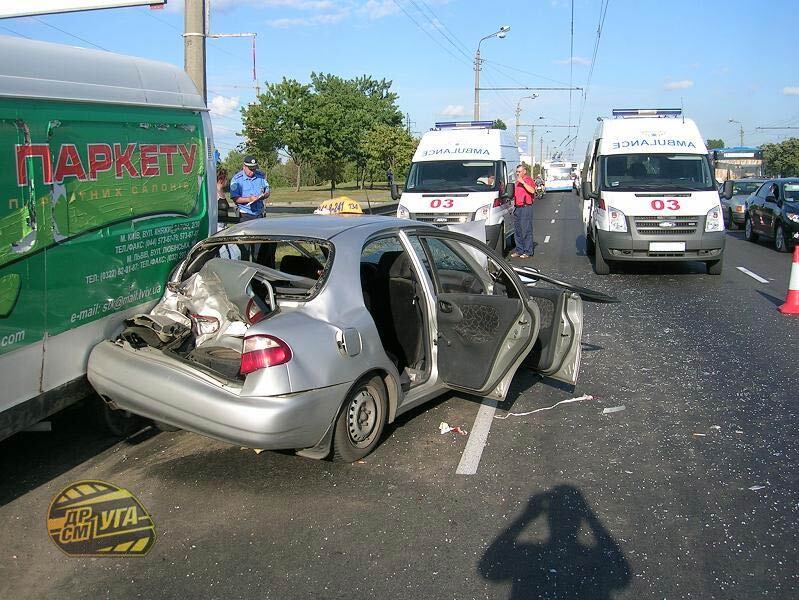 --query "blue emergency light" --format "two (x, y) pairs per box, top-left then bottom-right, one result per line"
(434, 121), (495, 129)
(611, 108), (682, 118)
